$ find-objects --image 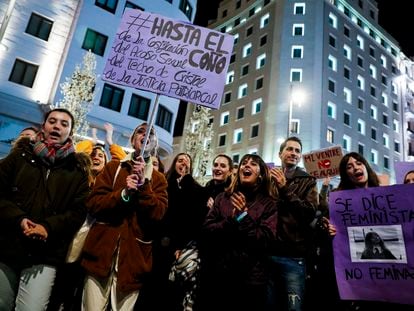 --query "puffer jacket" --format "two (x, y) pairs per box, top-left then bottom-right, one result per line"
(271, 167), (318, 258)
(81, 155), (168, 294)
(0, 138), (90, 269)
